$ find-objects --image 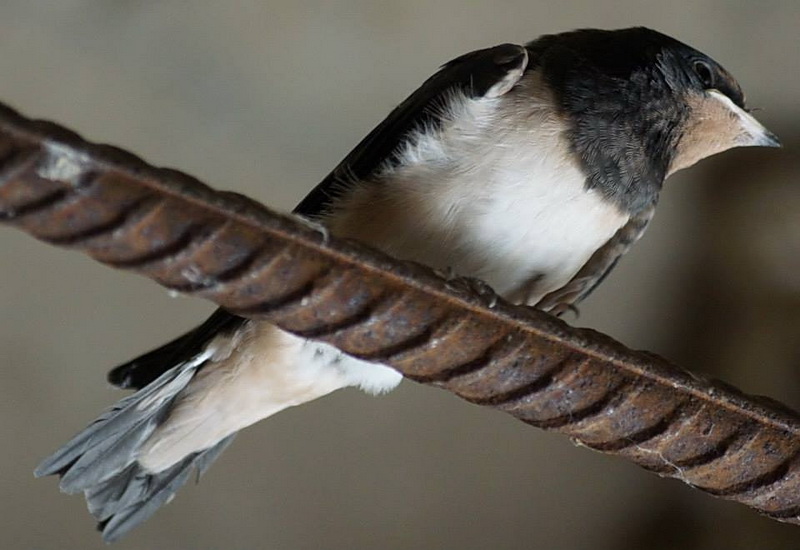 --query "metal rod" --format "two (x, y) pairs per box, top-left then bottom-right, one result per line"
(1, 102), (799, 524)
